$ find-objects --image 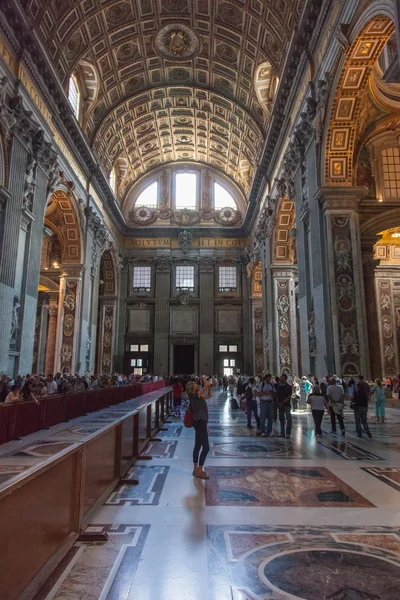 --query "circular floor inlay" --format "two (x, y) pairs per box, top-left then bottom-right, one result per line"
(262, 549), (400, 599)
